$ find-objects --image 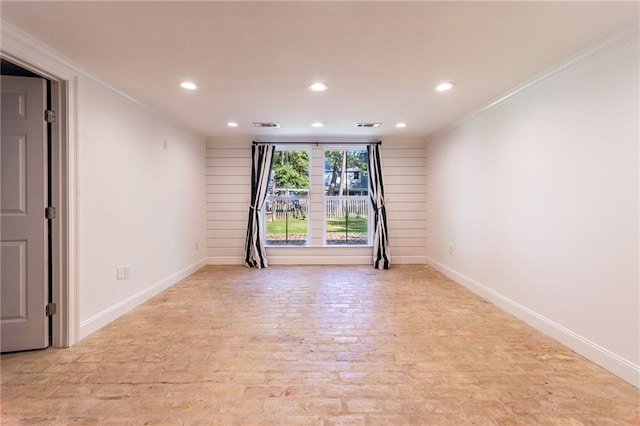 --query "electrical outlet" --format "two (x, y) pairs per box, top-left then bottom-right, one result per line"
(123, 265), (130, 280)
(116, 266), (124, 280)
(448, 245), (454, 255)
